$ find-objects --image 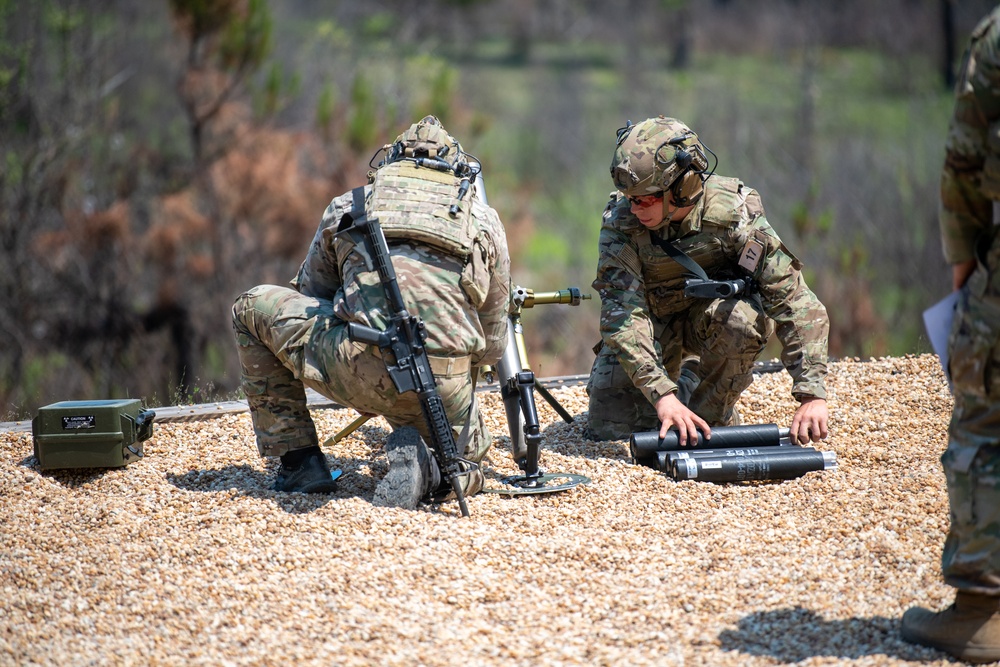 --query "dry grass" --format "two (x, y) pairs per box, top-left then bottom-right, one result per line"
(0, 354), (974, 666)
